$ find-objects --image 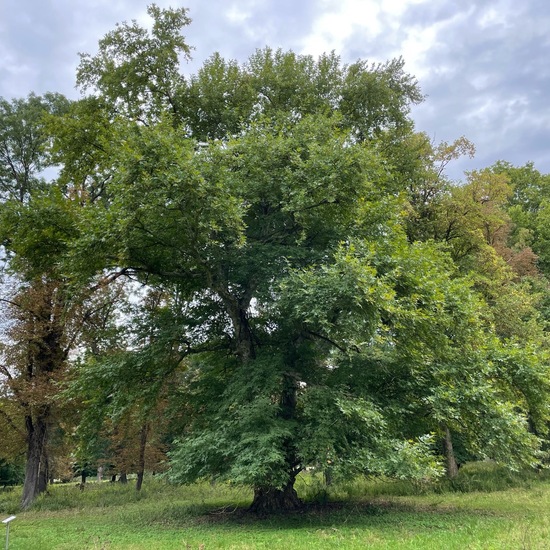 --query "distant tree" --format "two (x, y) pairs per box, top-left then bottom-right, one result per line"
(0, 458), (24, 487)
(0, 93), (69, 202)
(400, 134), (475, 242)
(68, 287), (180, 491)
(490, 161), (550, 277)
